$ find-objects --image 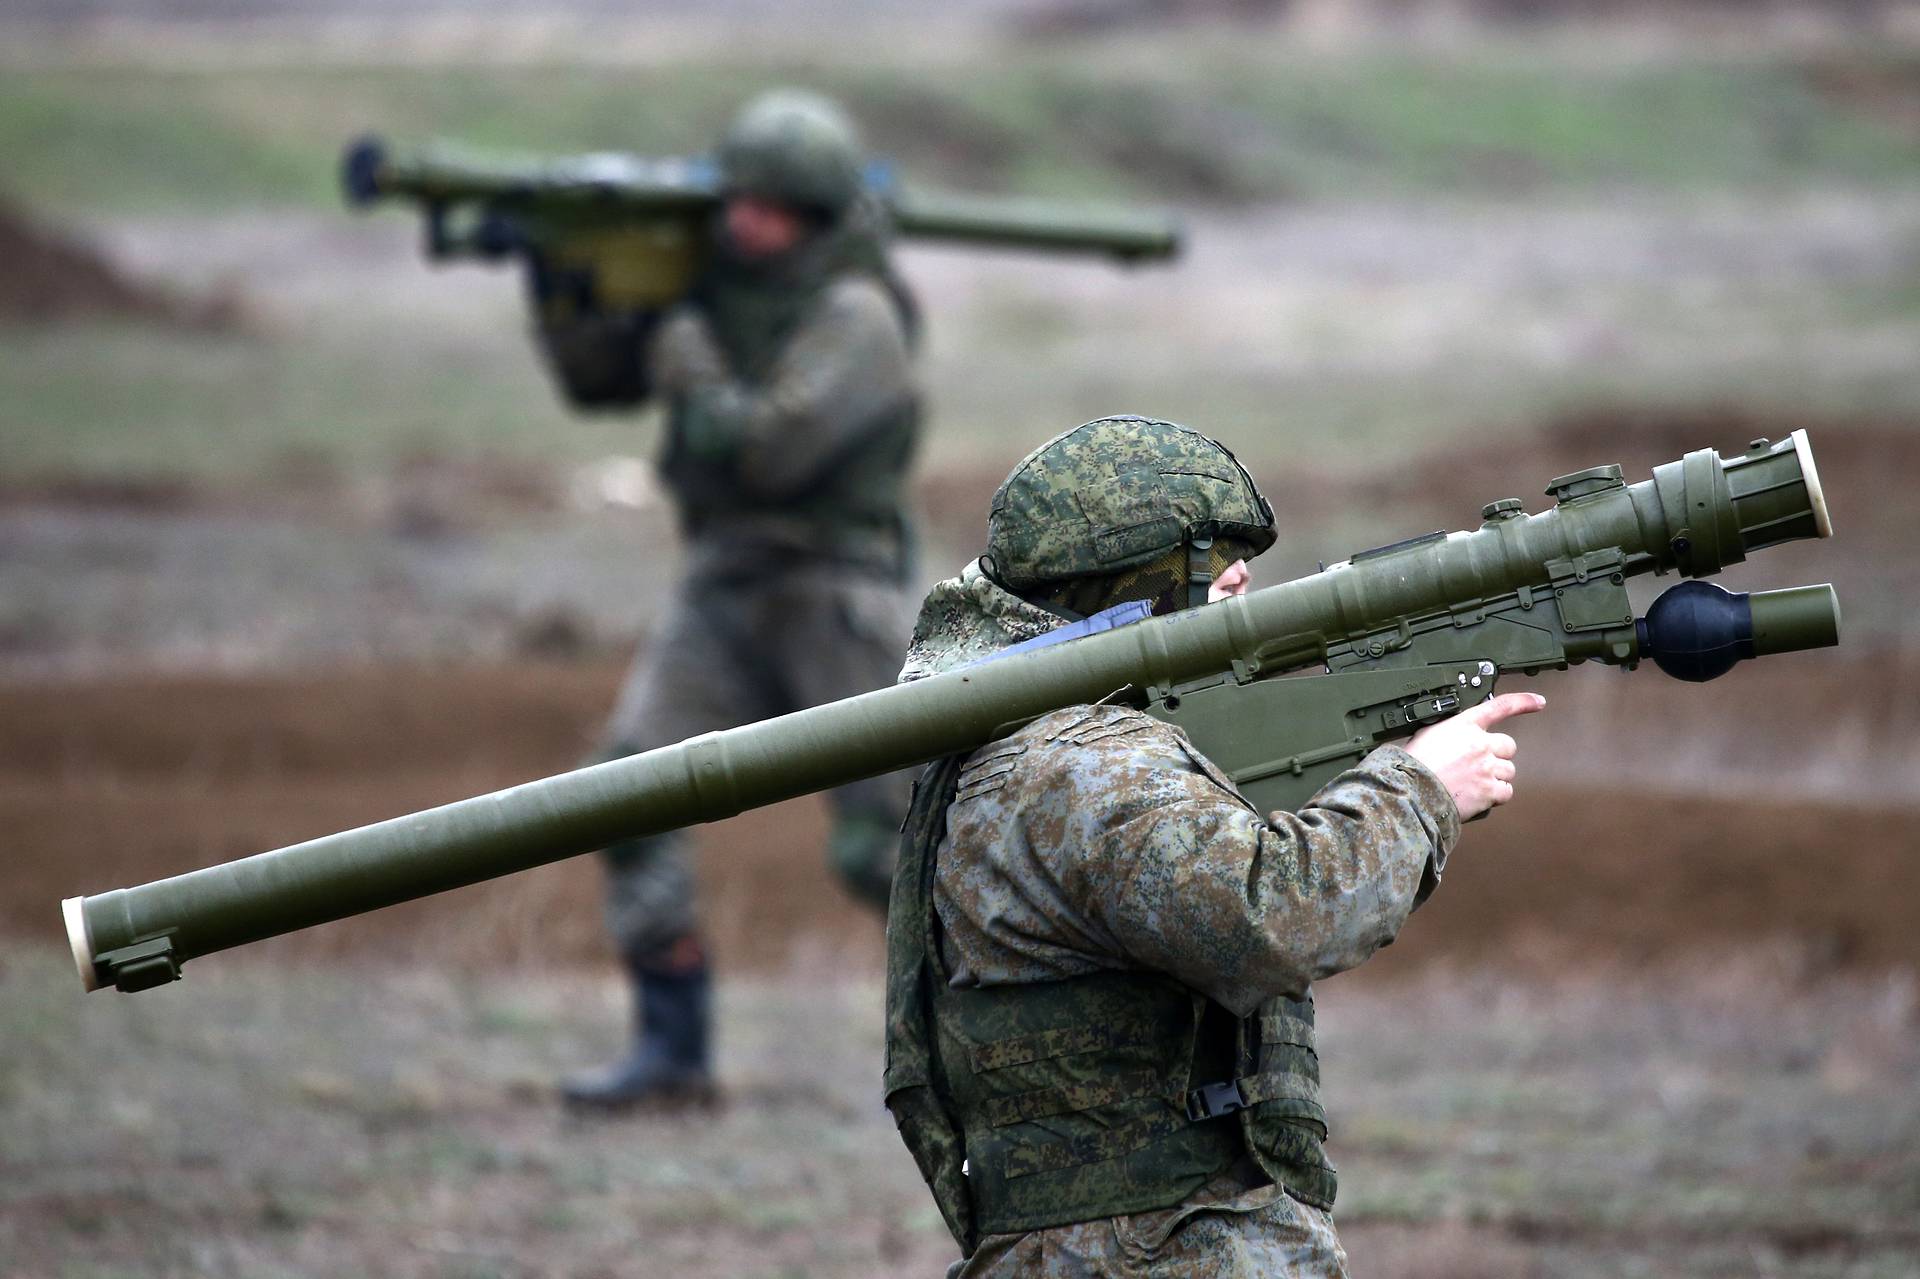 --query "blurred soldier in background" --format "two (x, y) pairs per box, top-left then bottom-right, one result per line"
(885, 417), (1543, 1274)
(561, 91), (922, 1110)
